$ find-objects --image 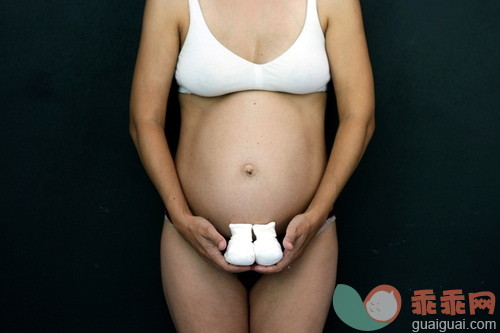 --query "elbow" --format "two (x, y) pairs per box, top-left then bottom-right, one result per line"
(129, 116), (139, 146)
(363, 111), (375, 149)
(366, 113), (375, 140)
